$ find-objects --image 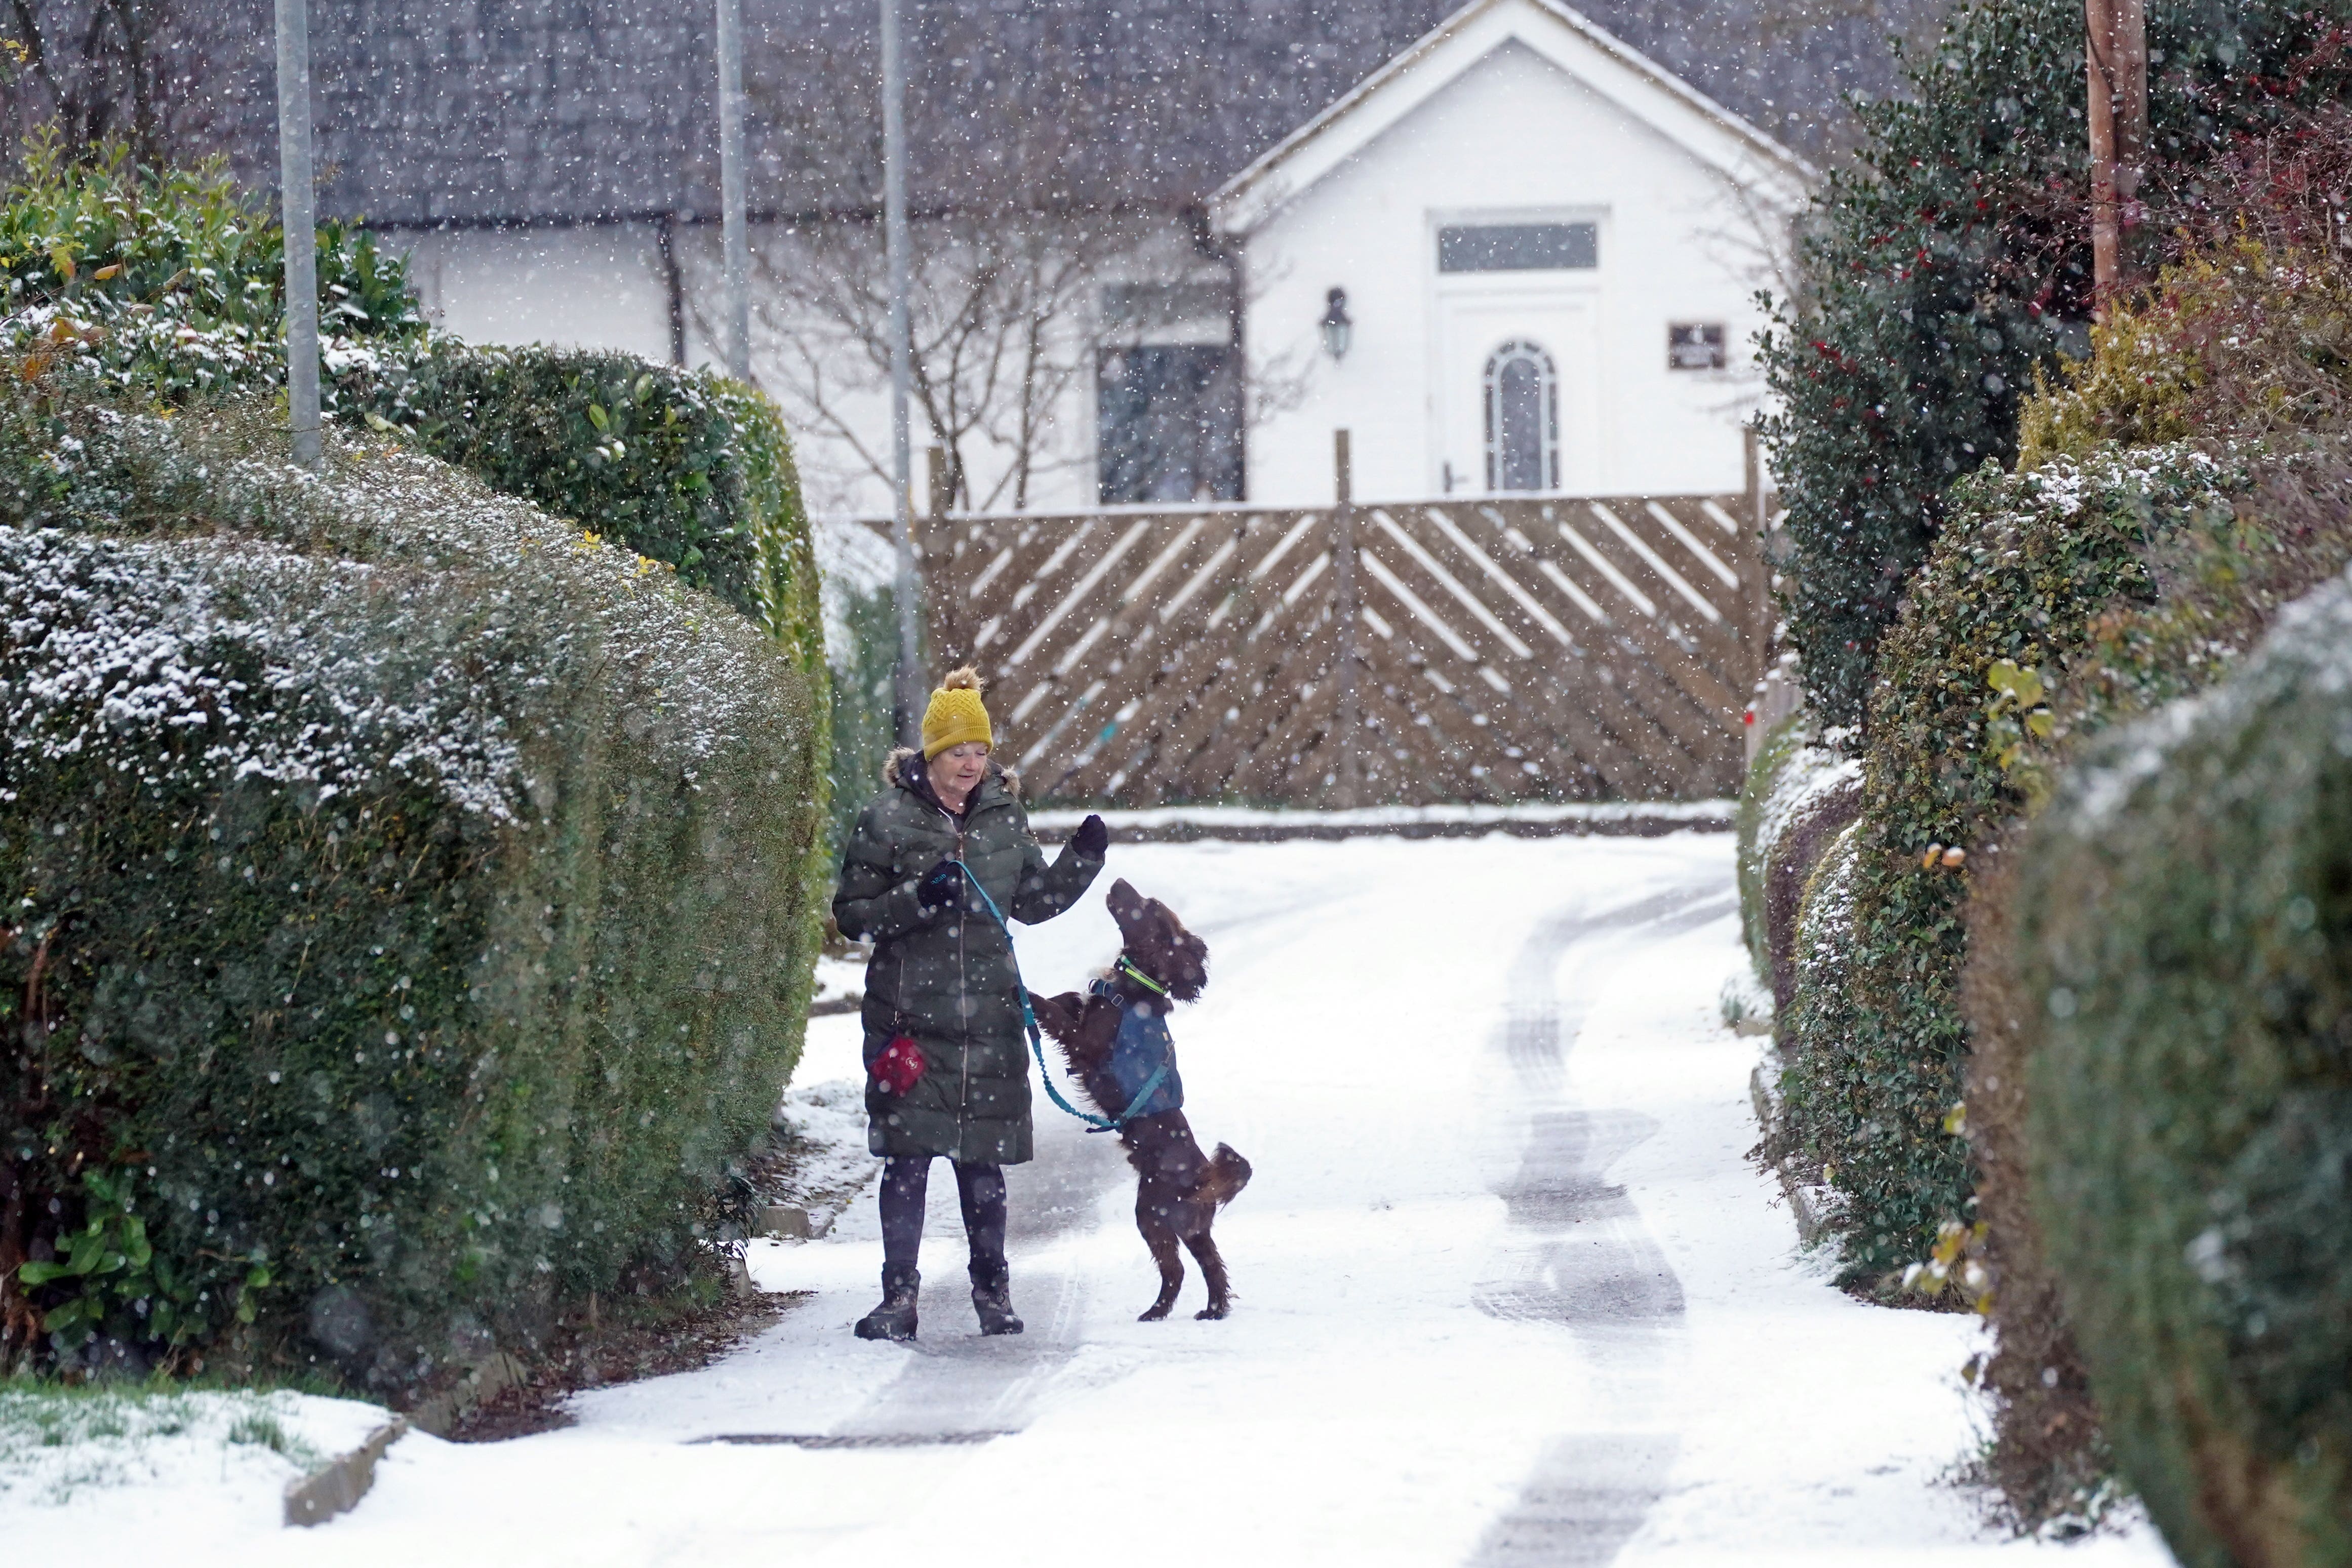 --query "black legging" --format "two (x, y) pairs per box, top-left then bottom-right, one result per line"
(879, 1156), (1008, 1276)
